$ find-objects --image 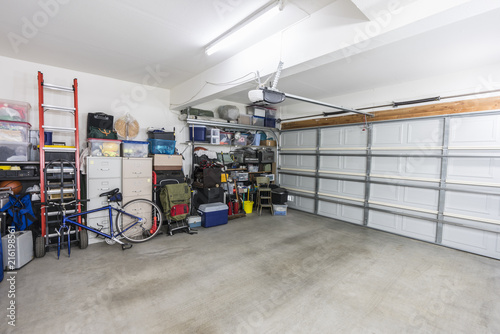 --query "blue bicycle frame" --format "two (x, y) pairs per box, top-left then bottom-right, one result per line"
(57, 203), (145, 258)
